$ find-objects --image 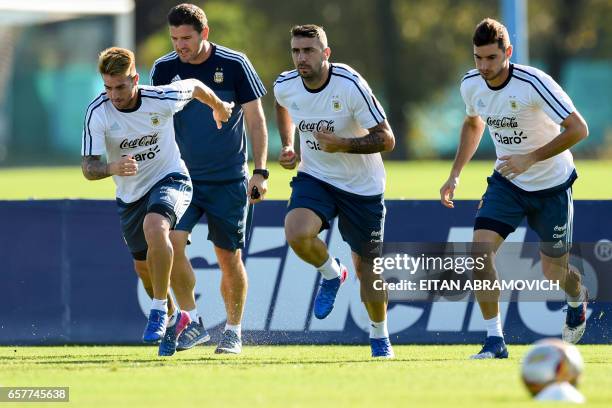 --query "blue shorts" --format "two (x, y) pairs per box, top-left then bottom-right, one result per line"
(175, 178), (249, 251)
(287, 172), (385, 258)
(475, 170), (576, 257)
(117, 172), (192, 261)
